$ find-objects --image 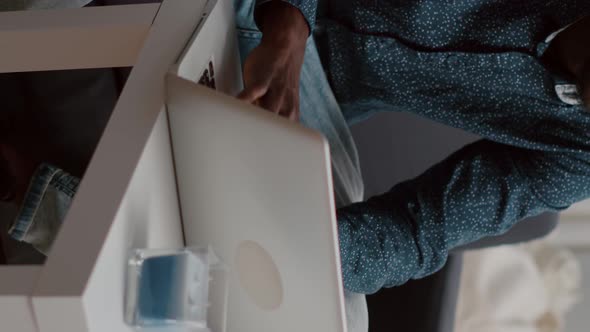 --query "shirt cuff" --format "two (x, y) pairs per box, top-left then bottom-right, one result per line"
(555, 84), (584, 106)
(255, 0), (317, 35)
(540, 19), (585, 106)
